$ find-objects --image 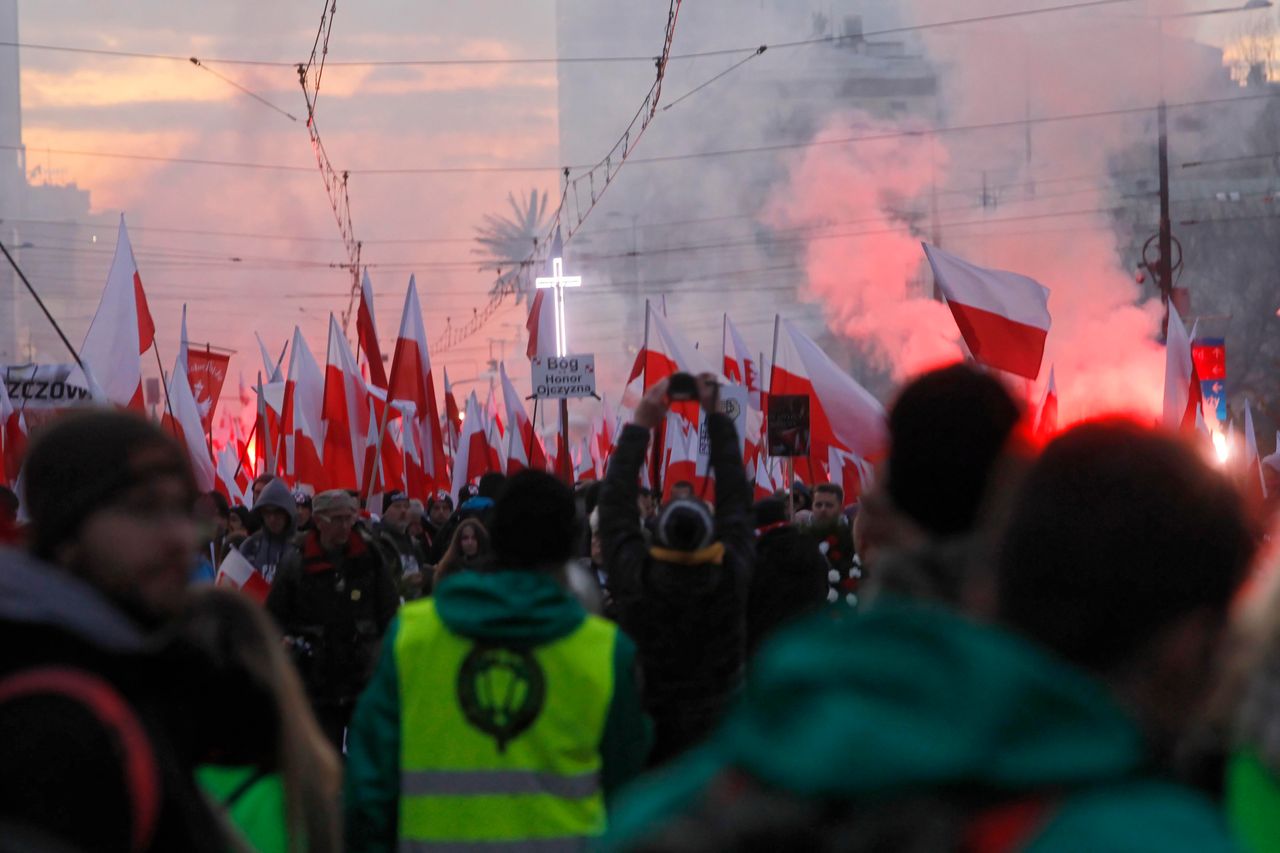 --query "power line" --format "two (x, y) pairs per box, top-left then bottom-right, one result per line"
(661, 46), (766, 113)
(10, 90), (1272, 179)
(0, 0), (1140, 69)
